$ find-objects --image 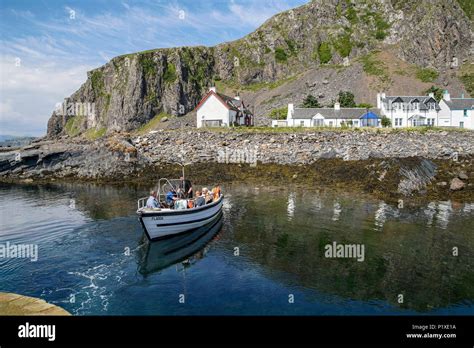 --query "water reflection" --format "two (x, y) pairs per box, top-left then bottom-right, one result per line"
(1, 182), (473, 314)
(137, 213), (223, 275)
